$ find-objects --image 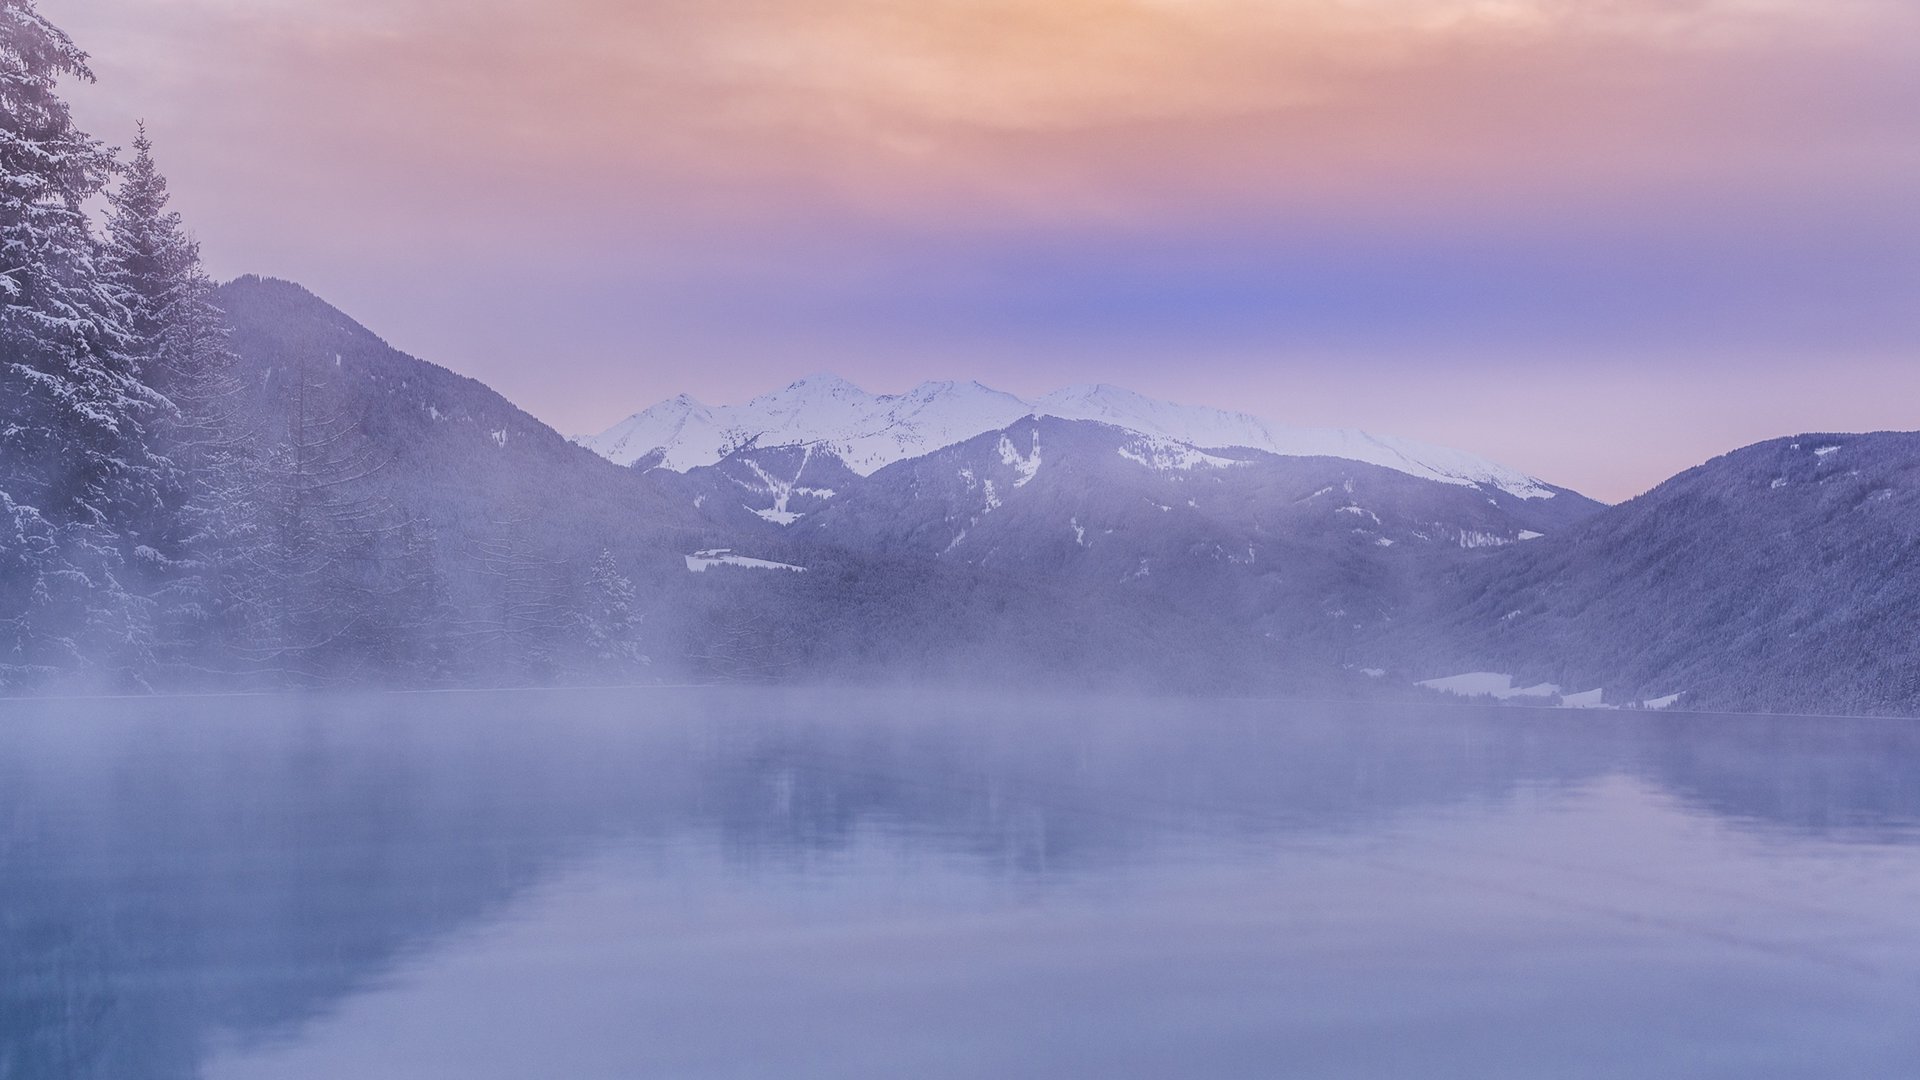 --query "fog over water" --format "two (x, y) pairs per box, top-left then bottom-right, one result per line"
(3, 689), (1917, 1079)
